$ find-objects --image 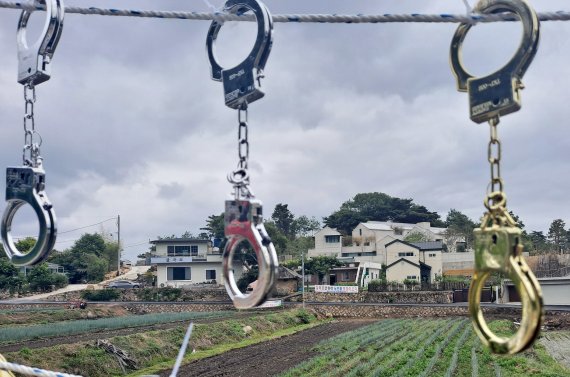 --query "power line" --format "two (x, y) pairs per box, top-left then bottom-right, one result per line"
(58, 217), (117, 235)
(0, 1), (568, 24)
(123, 240), (149, 249)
